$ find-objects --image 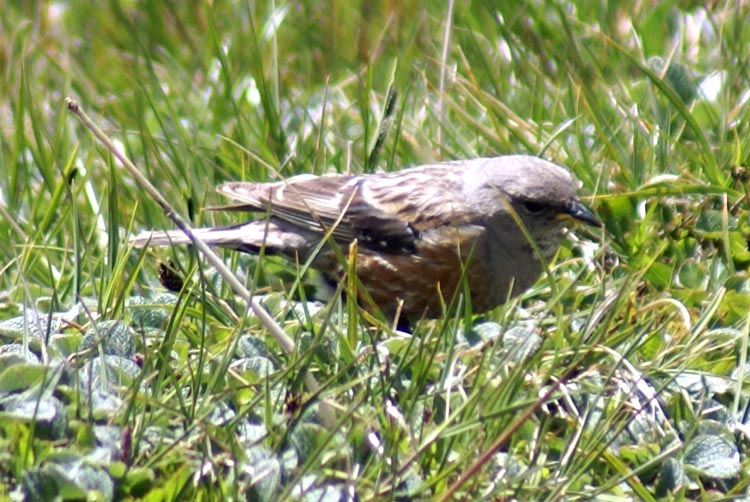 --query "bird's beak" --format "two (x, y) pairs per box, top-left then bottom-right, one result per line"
(558, 200), (602, 228)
